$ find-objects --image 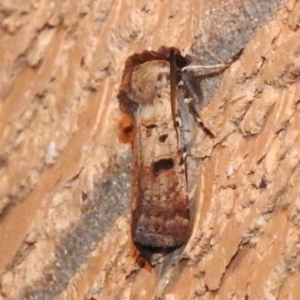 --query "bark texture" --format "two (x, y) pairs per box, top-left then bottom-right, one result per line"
(1, 0), (299, 299)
